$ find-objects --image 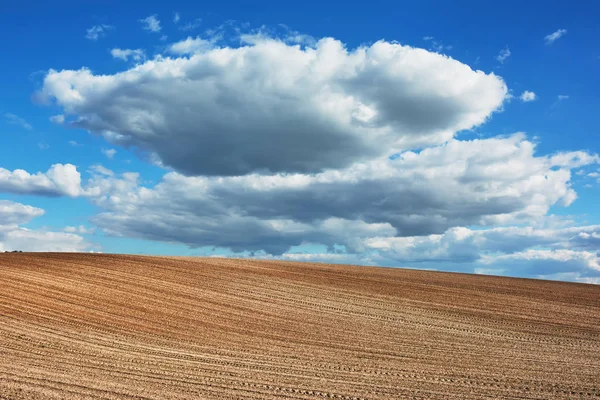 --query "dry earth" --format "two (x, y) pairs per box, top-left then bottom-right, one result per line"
(0, 253), (599, 399)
